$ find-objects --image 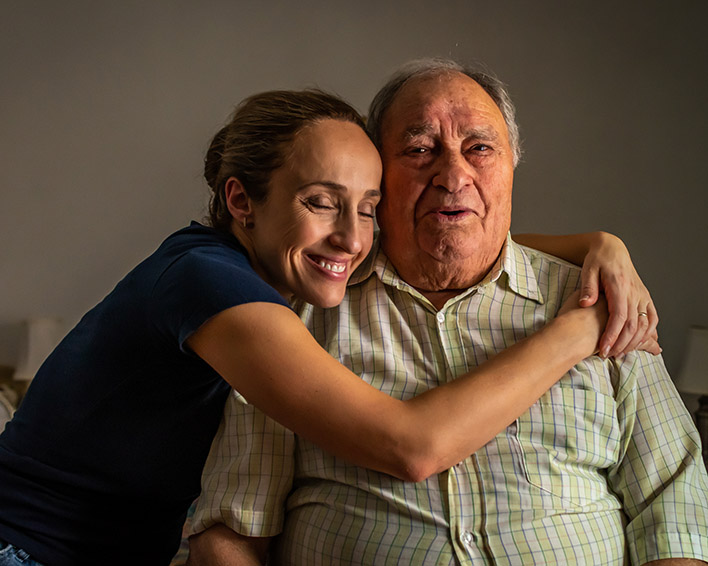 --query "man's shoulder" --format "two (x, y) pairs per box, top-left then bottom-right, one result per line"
(512, 242), (582, 301)
(516, 243), (581, 273)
